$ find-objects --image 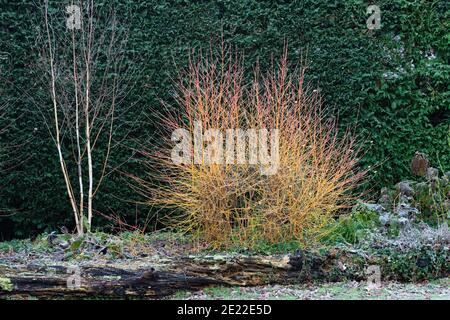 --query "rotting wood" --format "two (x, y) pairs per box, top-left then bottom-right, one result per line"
(0, 249), (447, 299)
